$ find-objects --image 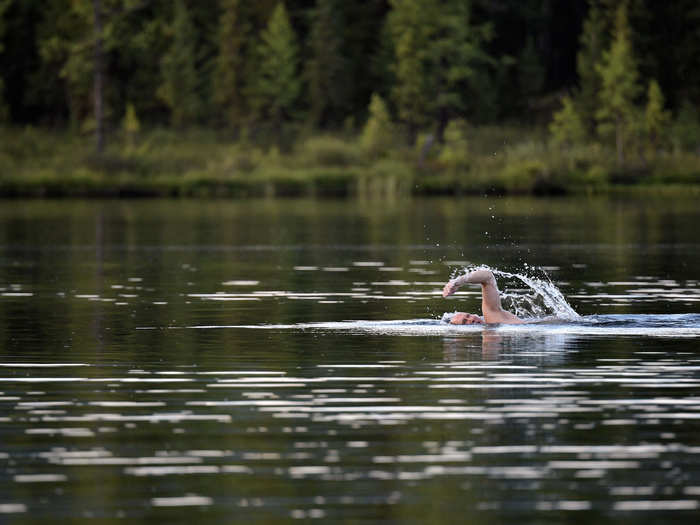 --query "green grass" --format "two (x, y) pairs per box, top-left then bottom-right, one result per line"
(1, 125), (699, 198)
